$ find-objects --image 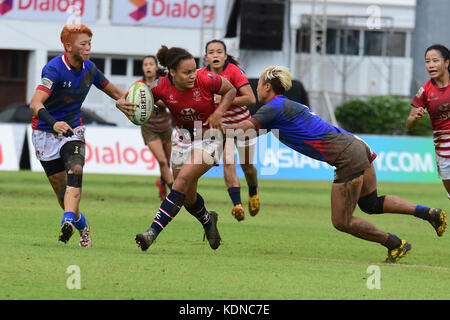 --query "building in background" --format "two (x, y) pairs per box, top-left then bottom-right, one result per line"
(2, 0), (447, 127)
